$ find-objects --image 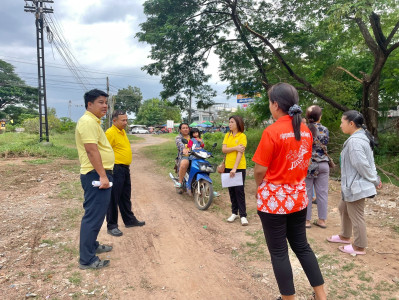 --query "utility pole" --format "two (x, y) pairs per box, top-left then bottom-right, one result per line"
(106, 77), (114, 129)
(24, 0), (54, 142)
(68, 100), (72, 119)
